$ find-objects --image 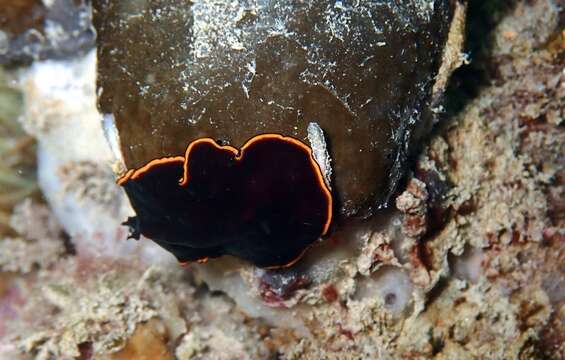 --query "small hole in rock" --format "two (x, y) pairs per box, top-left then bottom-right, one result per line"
(385, 292), (397, 306)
